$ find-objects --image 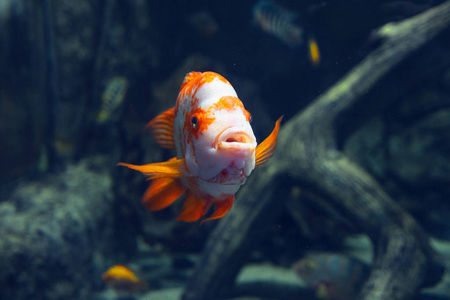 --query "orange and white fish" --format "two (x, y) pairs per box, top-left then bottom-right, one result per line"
(118, 71), (282, 223)
(102, 265), (147, 294)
